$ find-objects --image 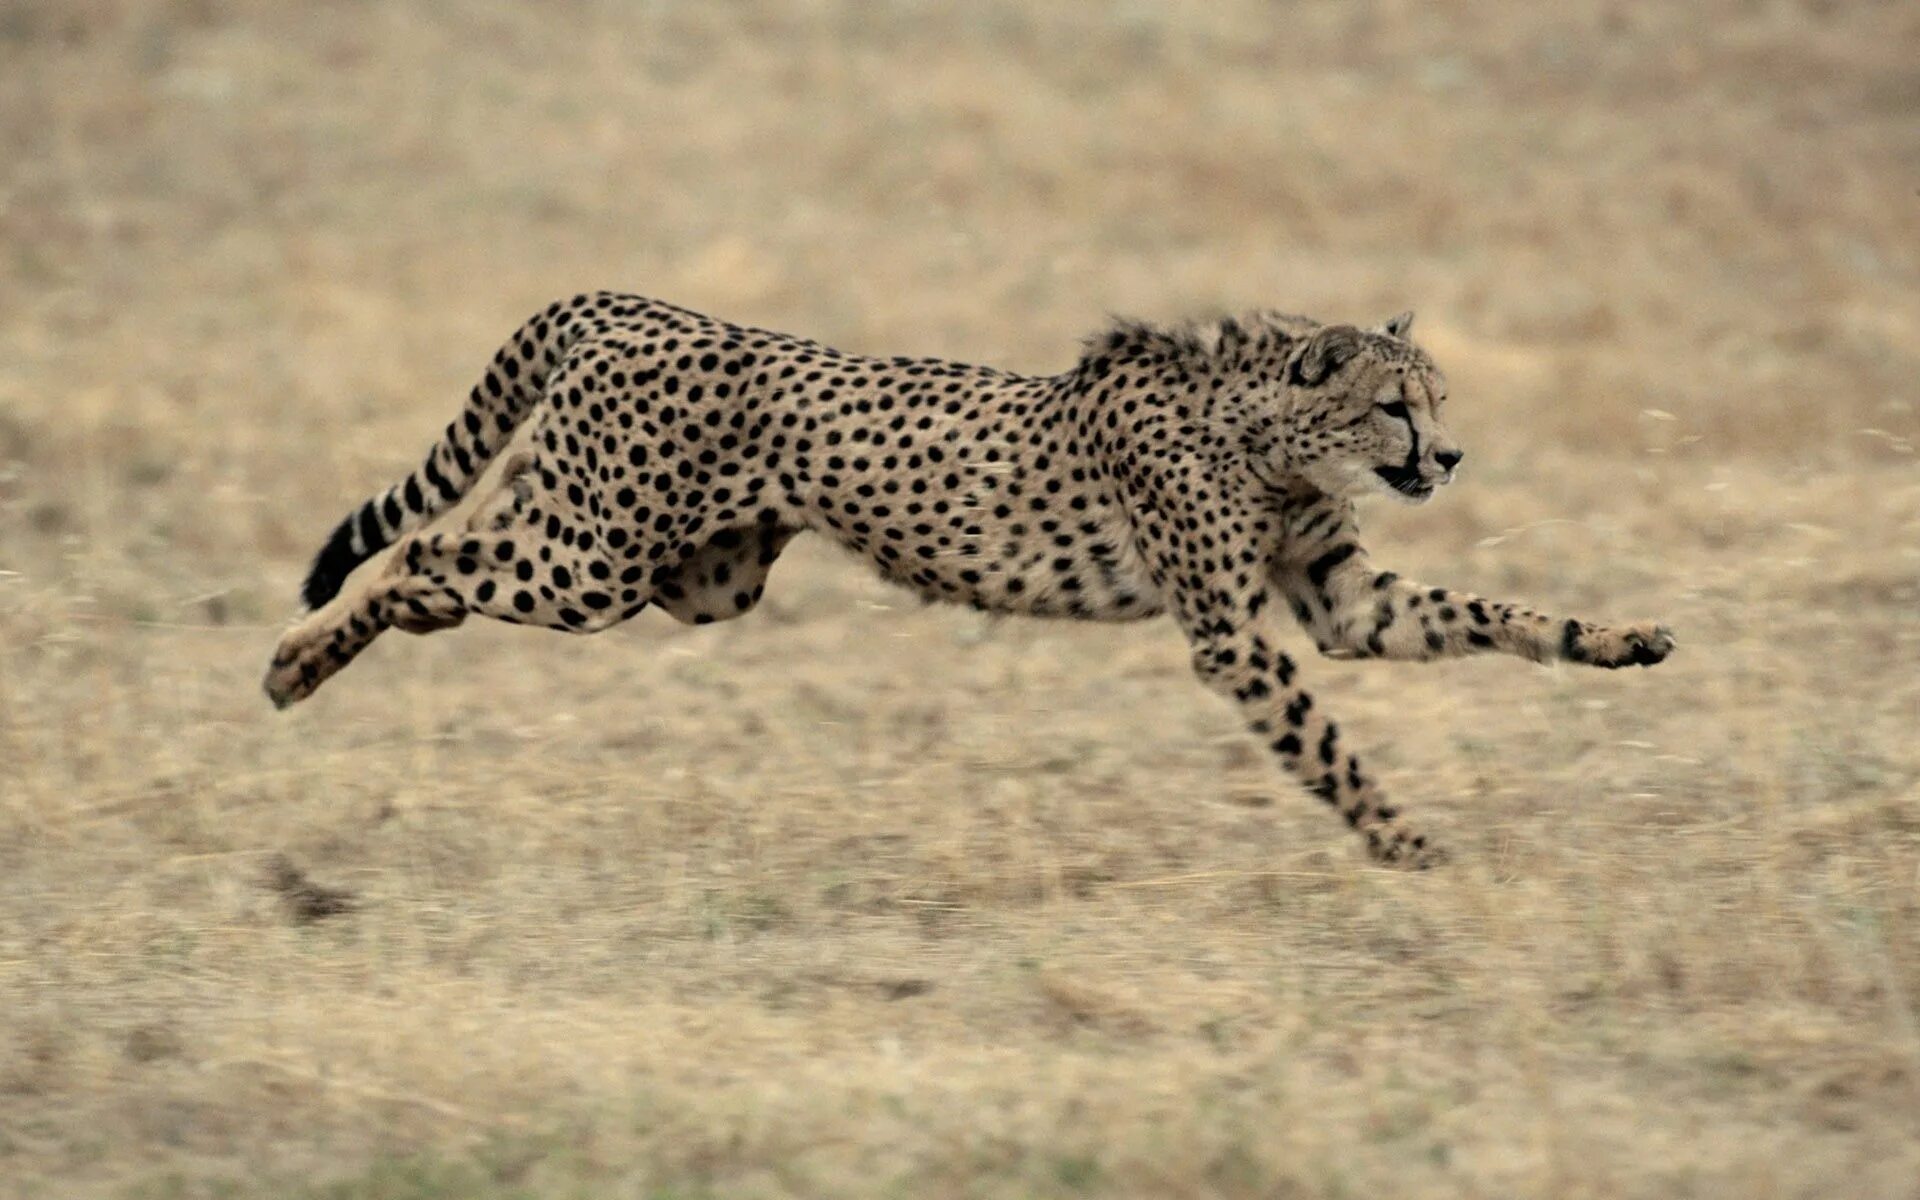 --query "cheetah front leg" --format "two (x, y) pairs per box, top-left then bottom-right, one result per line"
(1178, 587), (1441, 868)
(1279, 507), (1675, 669)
